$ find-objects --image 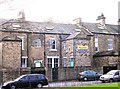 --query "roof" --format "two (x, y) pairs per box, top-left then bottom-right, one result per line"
(0, 19), (79, 35)
(81, 22), (118, 34)
(0, 19), (119, 35)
